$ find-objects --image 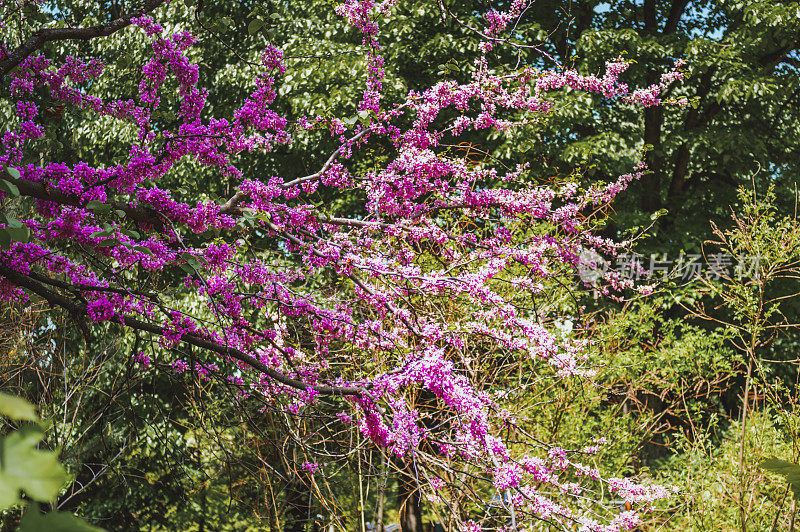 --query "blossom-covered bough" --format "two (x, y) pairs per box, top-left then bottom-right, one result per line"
(0, 0), (684, 529)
